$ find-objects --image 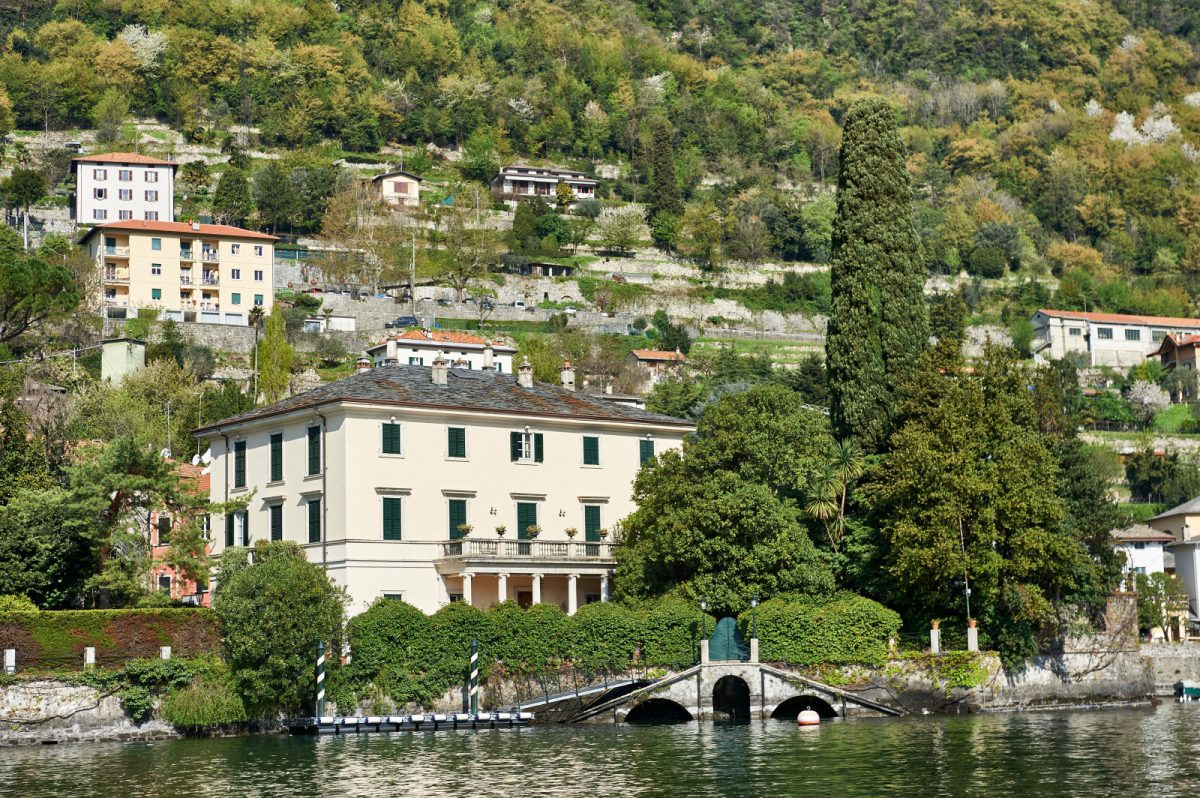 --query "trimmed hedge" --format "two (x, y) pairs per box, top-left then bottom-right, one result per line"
(0, 609), (220, 670)
(741, 593), (901, 667)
